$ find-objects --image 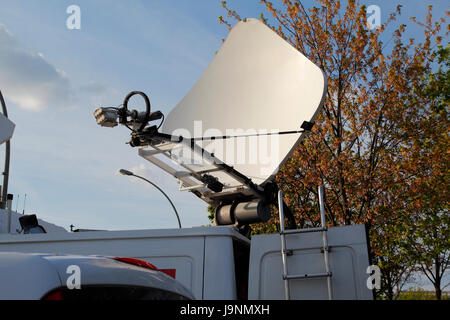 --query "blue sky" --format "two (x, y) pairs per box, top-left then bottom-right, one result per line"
(0, 0), (448, 234)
